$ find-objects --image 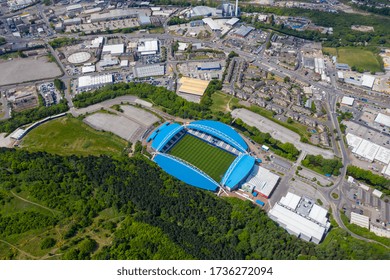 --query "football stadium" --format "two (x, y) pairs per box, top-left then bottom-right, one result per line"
(148, 120), (279, 195)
